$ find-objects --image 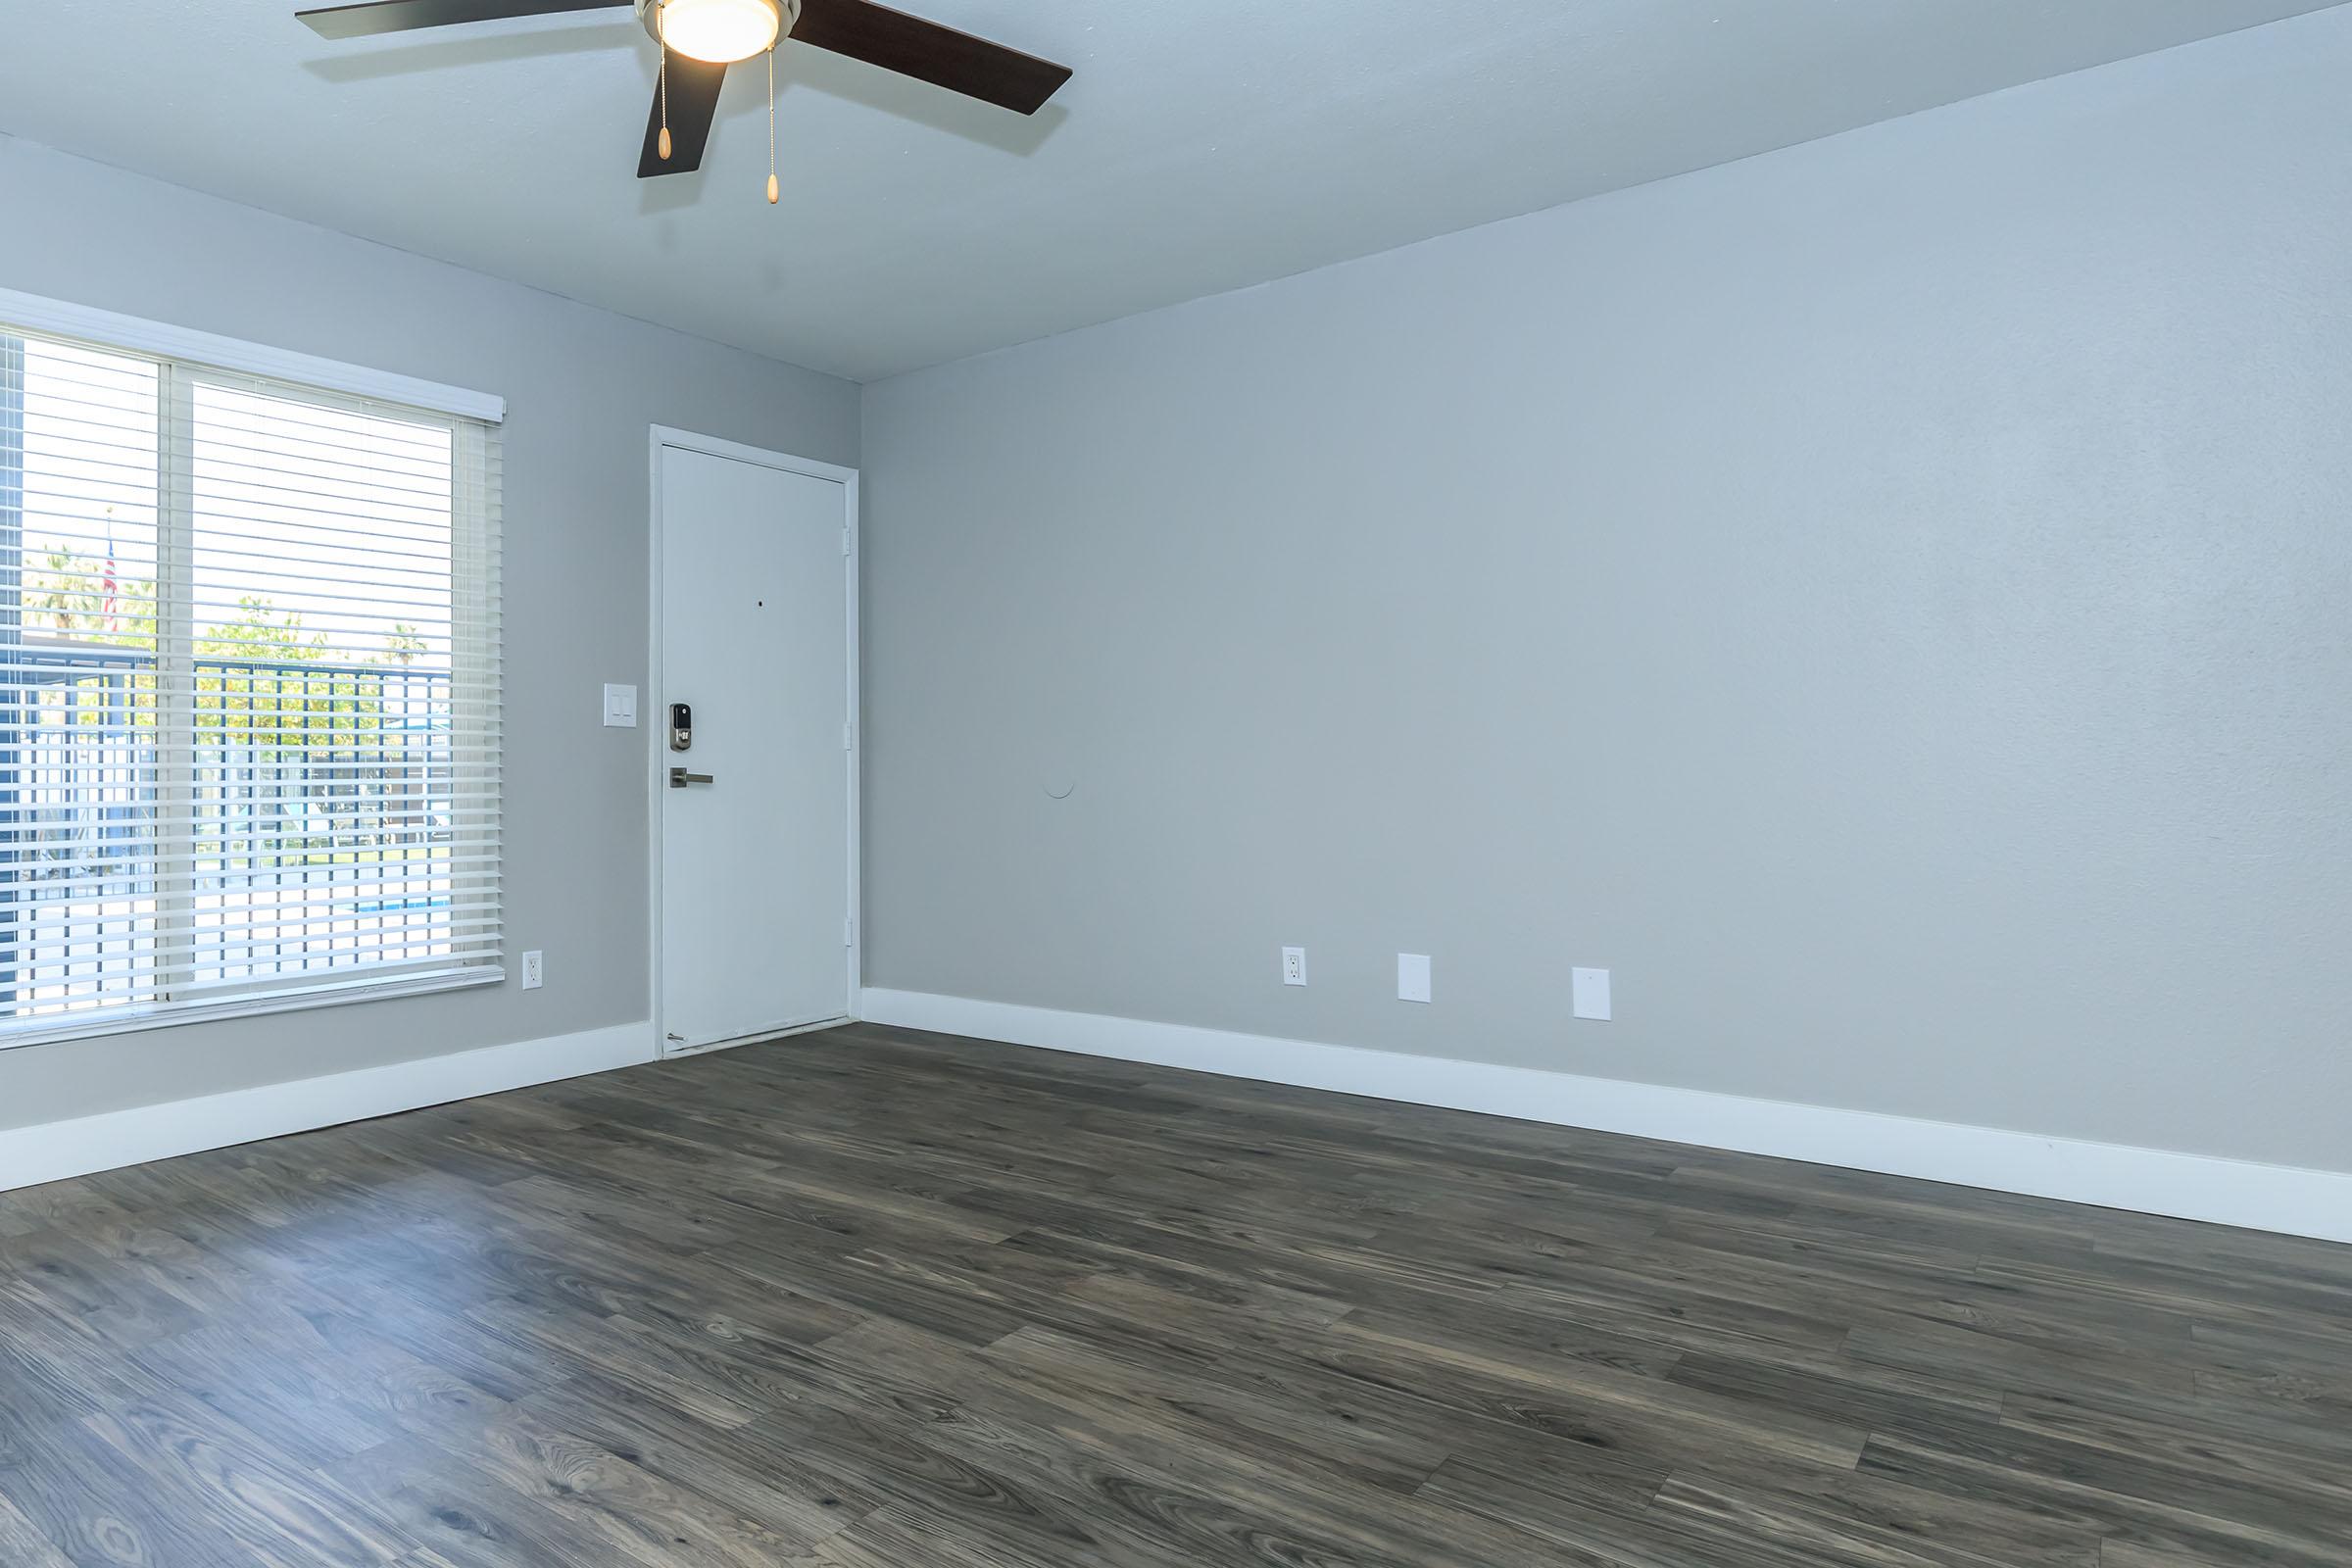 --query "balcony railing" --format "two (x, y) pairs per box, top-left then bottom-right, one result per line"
(0, 641), (458, 1012)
